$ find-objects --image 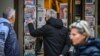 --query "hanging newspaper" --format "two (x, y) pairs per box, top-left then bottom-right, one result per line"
(85, 4), (95, 16)
(85, 16), (96, 37)
(24, 5), (36, 26)
(60, 3), (68, 27)
(37, 9), (46, 28)
(24, 5), (36, 56)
